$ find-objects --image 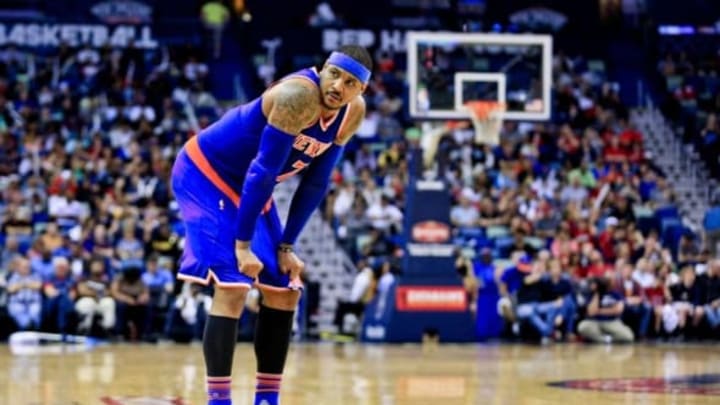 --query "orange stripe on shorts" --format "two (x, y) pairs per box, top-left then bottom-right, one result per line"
(185, 136), (240, 207)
